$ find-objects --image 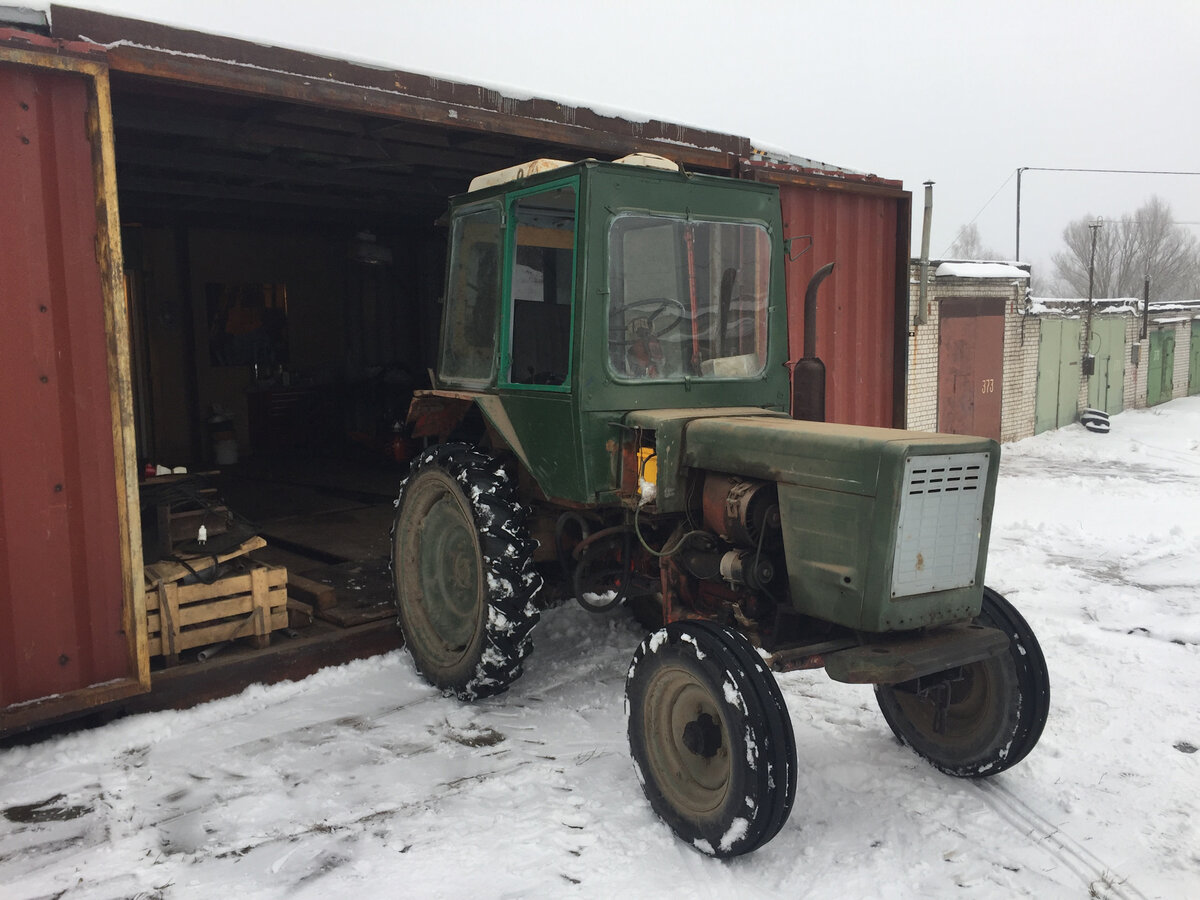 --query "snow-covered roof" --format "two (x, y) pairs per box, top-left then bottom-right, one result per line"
(1147, 300), (1200, 314)
(747, 143), (873, 179)
(1029, 297), (1141, 316)
(935, 262), (1029, 280)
